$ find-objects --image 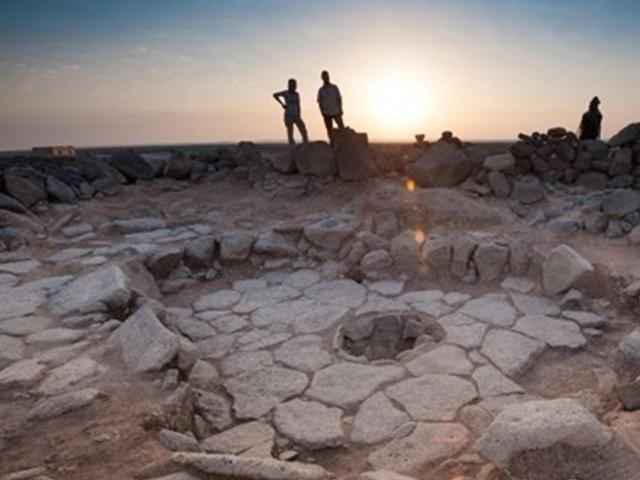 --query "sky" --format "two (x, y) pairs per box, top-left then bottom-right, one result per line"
(1, 0), (640, 149)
